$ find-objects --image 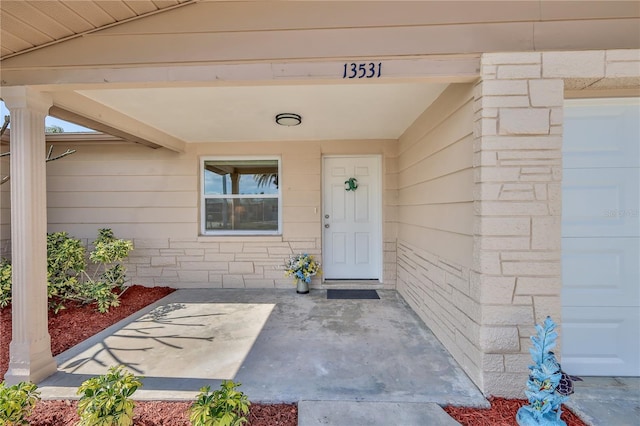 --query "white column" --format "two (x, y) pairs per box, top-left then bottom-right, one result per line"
(2, 87), (56, 384)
